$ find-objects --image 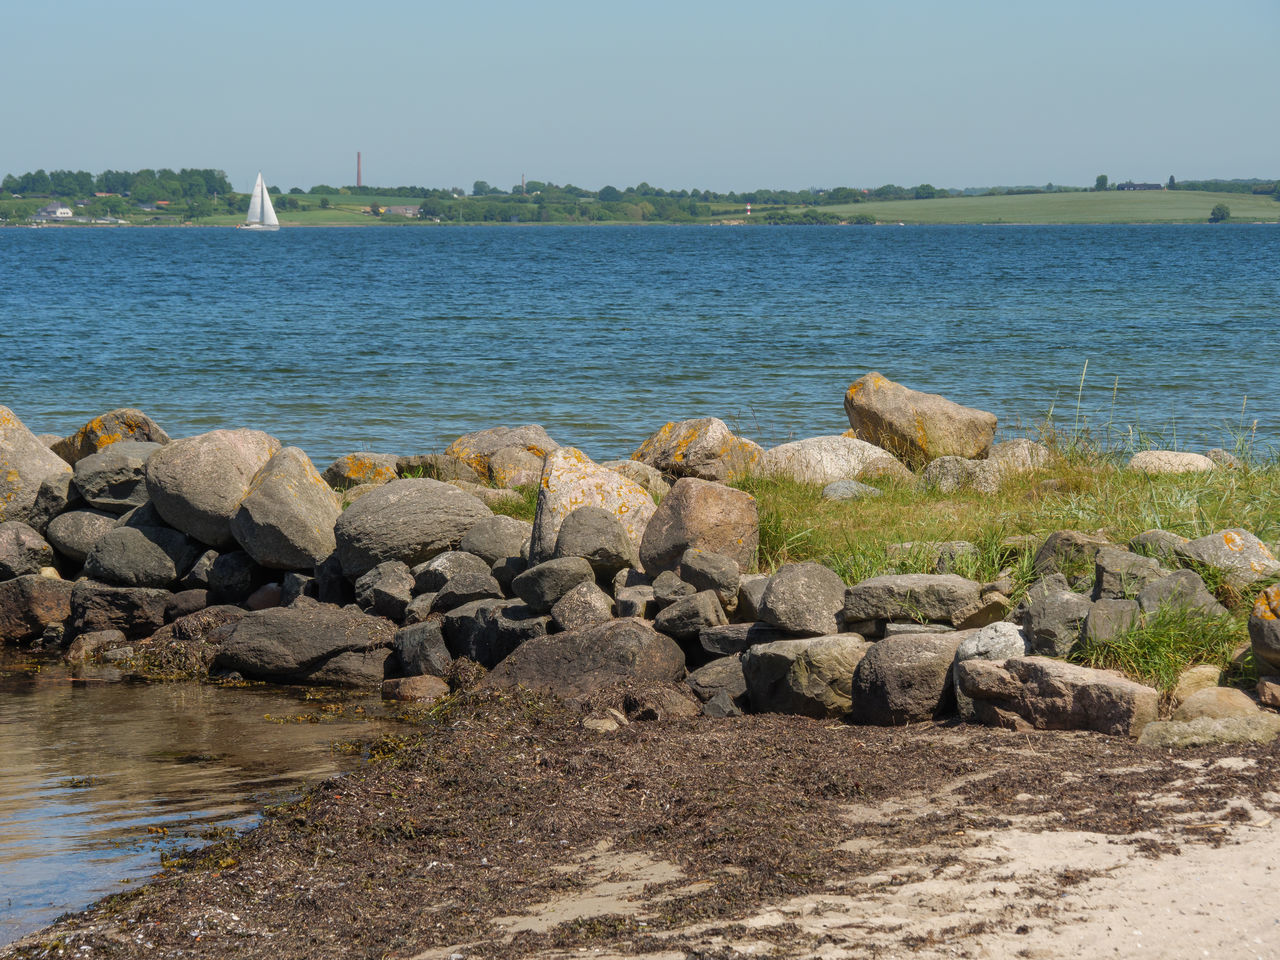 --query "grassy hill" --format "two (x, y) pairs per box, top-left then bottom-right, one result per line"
(810, 190), (1280, 225)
